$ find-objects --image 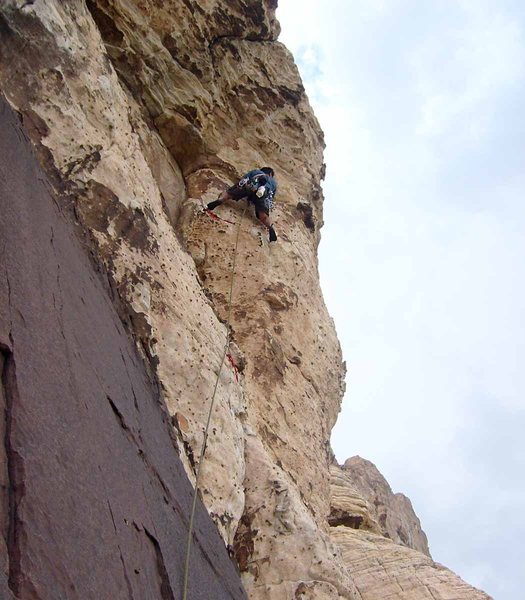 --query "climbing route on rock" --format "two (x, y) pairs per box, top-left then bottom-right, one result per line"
(182, 203), (247, 600)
